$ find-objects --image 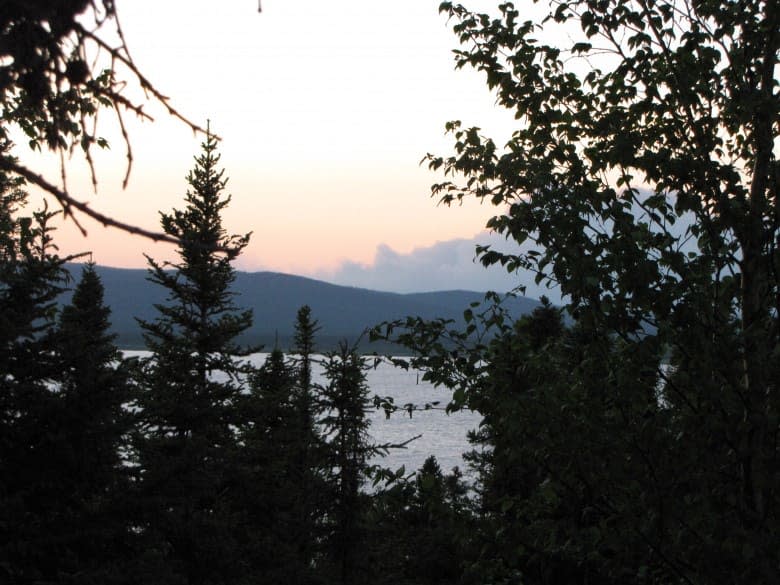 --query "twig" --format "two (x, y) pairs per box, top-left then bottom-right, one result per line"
(374, 434), (423, 452)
